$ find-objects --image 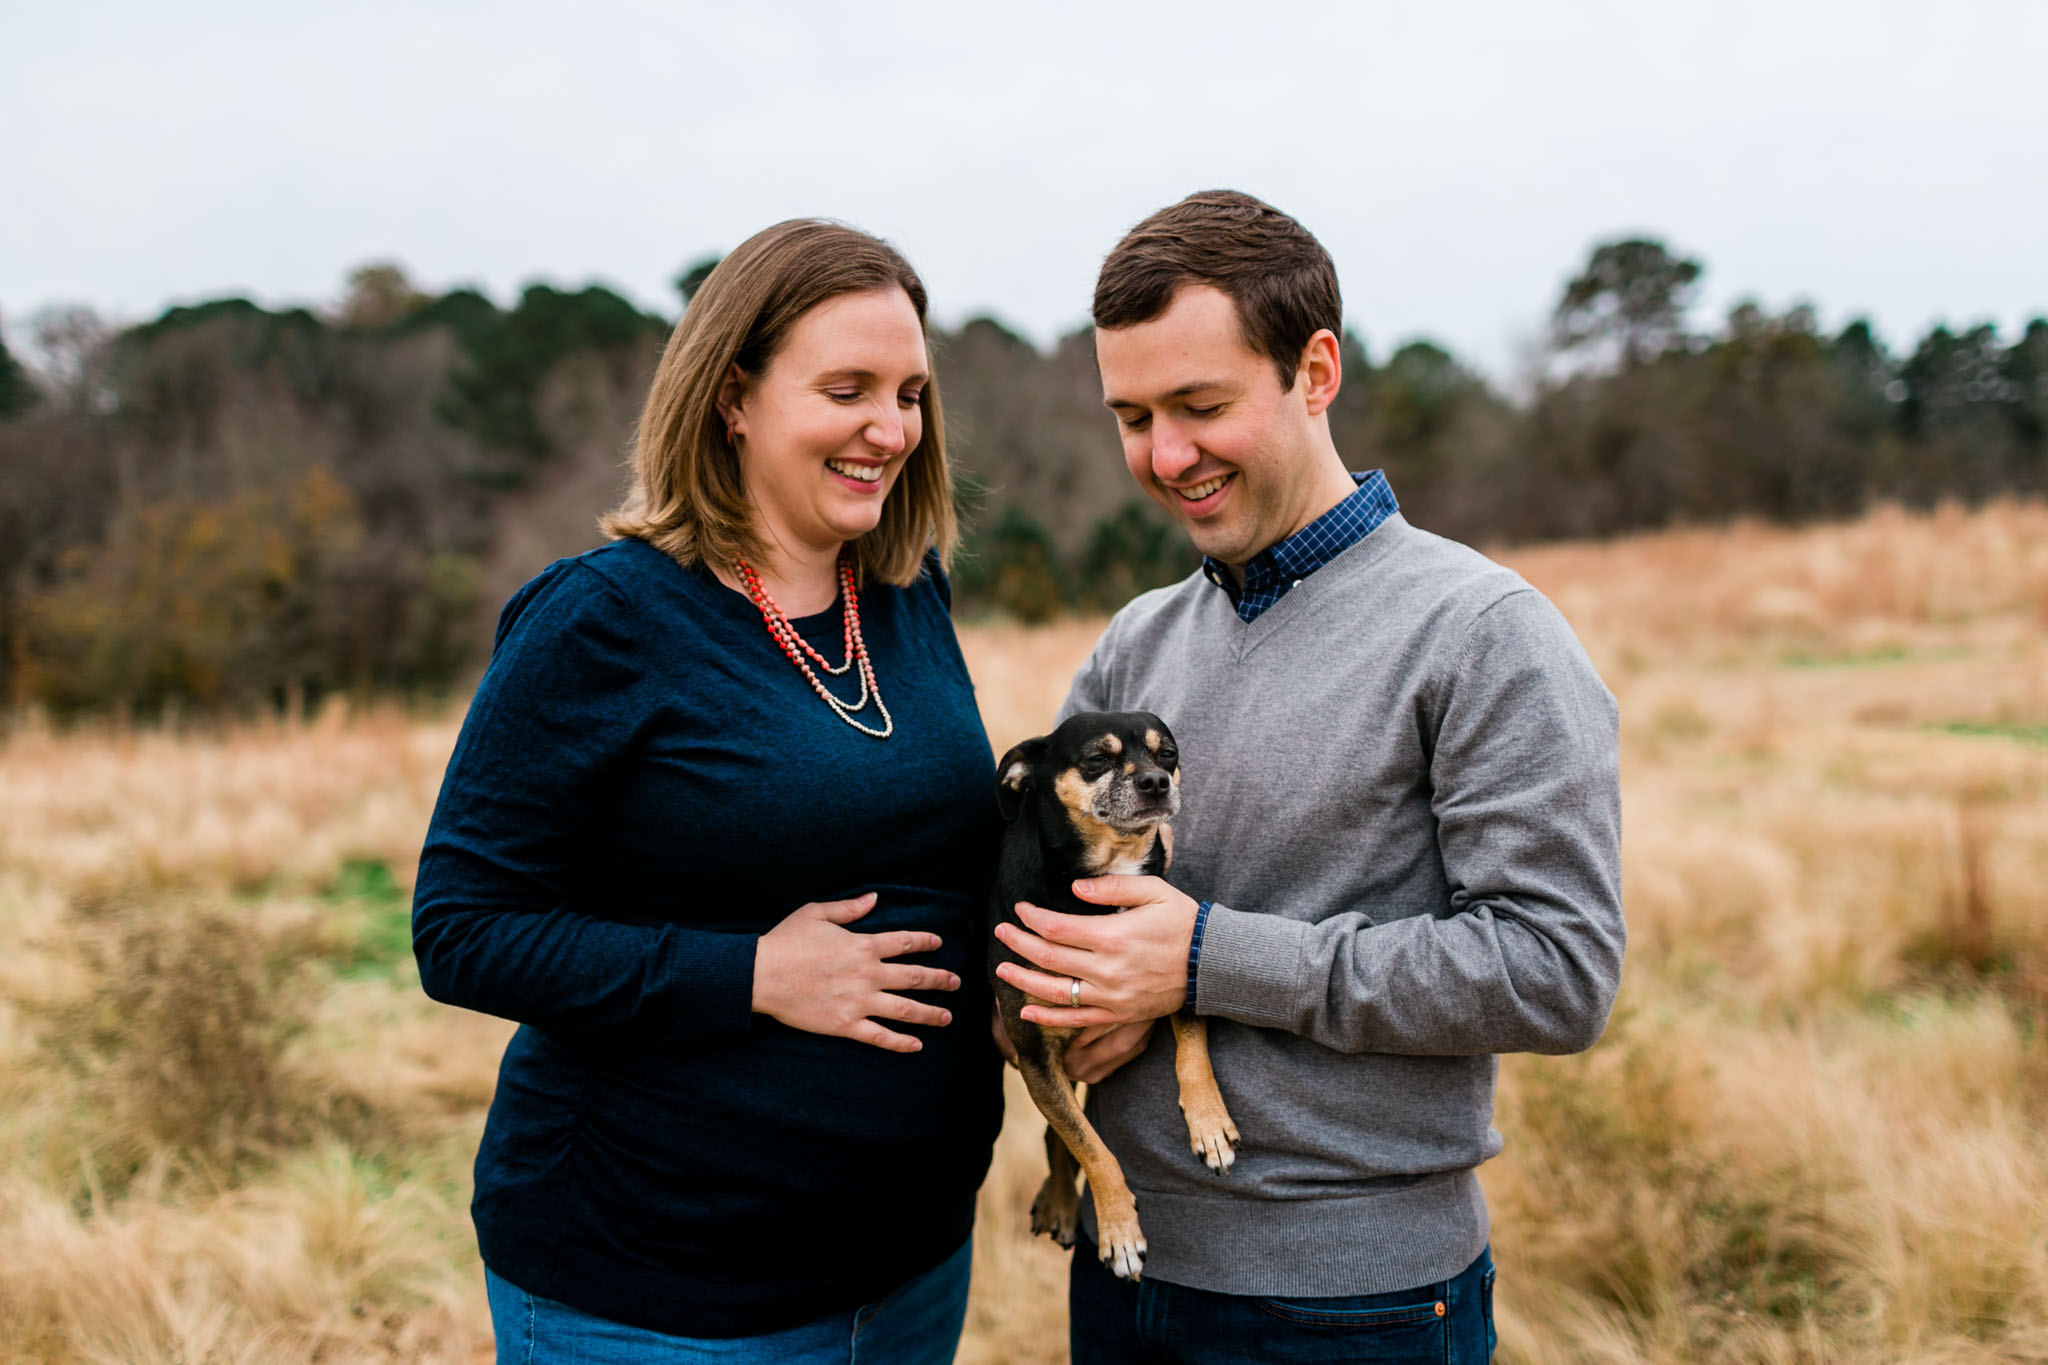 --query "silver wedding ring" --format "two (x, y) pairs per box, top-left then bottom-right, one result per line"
(1070, 978), (1082, 1008)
